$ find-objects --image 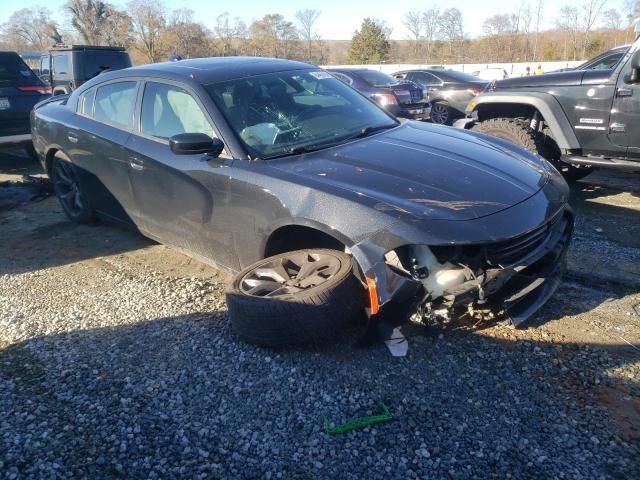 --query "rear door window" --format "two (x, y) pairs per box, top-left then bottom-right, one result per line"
(53, 55), (70, 79)
(141, 82), (214, 140)
(94, 81), (137, 129)
(78, 52), (132, 81)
